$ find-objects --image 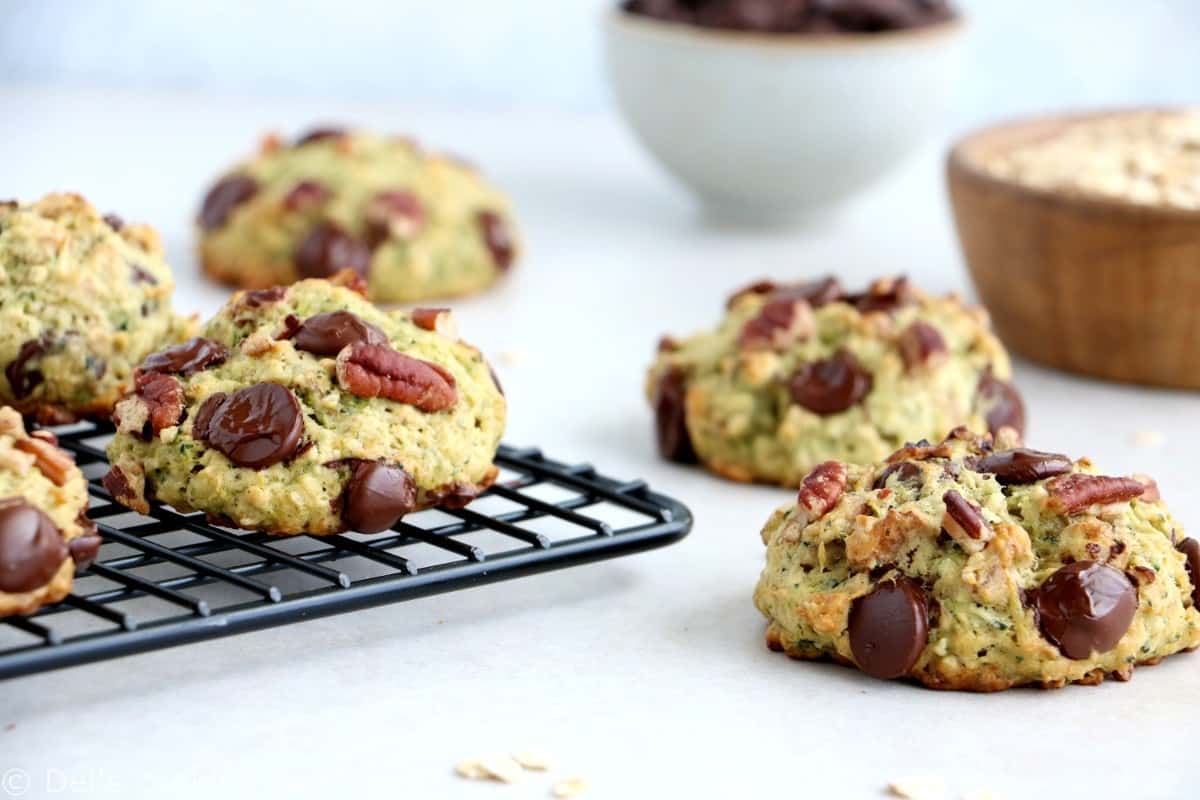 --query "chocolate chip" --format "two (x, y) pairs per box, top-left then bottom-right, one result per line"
(0, 498), (66, 593)
(194, 383), (304, 469)
(282, 180), (331, 211)
(970, 448), (1072, 485)
(872, 461), (922, 490)
(977, 368), (1025, 437)
(478, 210), (515, 271)
(1178, 539), (1200, 606)
(295, 221), (371, 280)
(5, 337), (50, 398)
(1034, 561), (1137, 660)
(898, 321), (946, 371)
(287, 311), (388, 358)
(103, 213), (125, 231)
(653, 367), (698, 464)
(848, 577), (929, 680)
(295, 127), (346, 146)
(199, 174), (259, 231)
(243, 286), (287, 307)
(130, 265), (158, 285)
(140, 337), (230, 377)
(68, 527), (102, 570)
(342, 461), (417, 533)
(364, 191), (425, 247)
(789, 350), (873, 415)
